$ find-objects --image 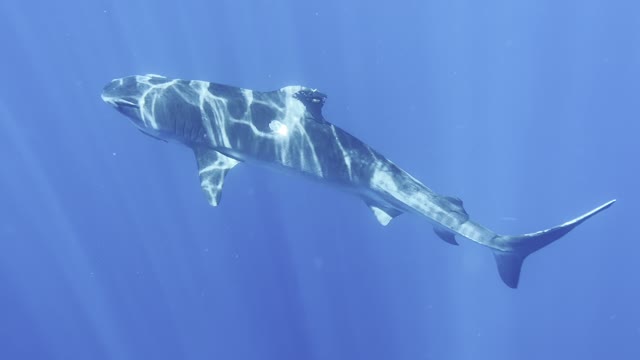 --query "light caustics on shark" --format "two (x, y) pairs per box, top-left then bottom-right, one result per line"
(102, 74), (615, 288)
